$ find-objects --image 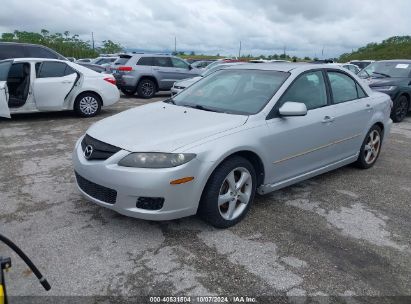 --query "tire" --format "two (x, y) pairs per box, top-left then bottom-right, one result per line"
(355, 125), (383, 169)
(121, 88), (137, 96)
(198, 156), (257, 228)
(137, 78), (156, 99)
(391, 95), (409, 123)
(74, 92), (102, 117)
